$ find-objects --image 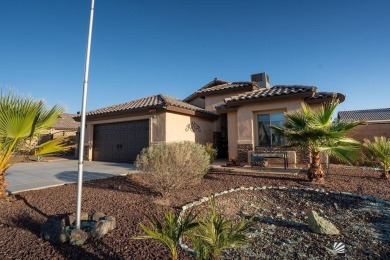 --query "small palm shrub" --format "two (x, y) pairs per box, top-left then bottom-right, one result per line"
(190, 197), (255, 260)
(363, 136), (390, 180)
(133, 197), (255, 260)
(135, 141), (210, 196)
(132, 210), (199, 260)
(204, 143), (217, 163)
